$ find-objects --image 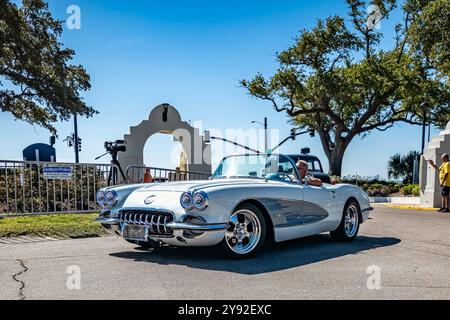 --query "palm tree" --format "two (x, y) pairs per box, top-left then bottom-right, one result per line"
(387, 151), (418, 183)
